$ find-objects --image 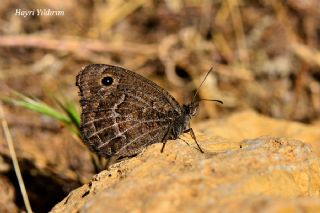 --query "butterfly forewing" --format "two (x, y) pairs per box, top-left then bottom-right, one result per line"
(76, 64), (182, 158)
